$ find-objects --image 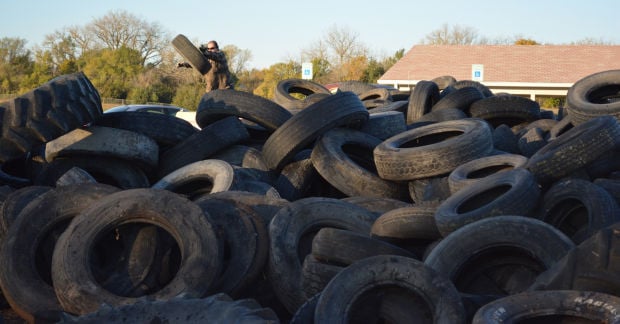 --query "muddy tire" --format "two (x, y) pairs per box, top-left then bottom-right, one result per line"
(273, 79), (331, 111)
